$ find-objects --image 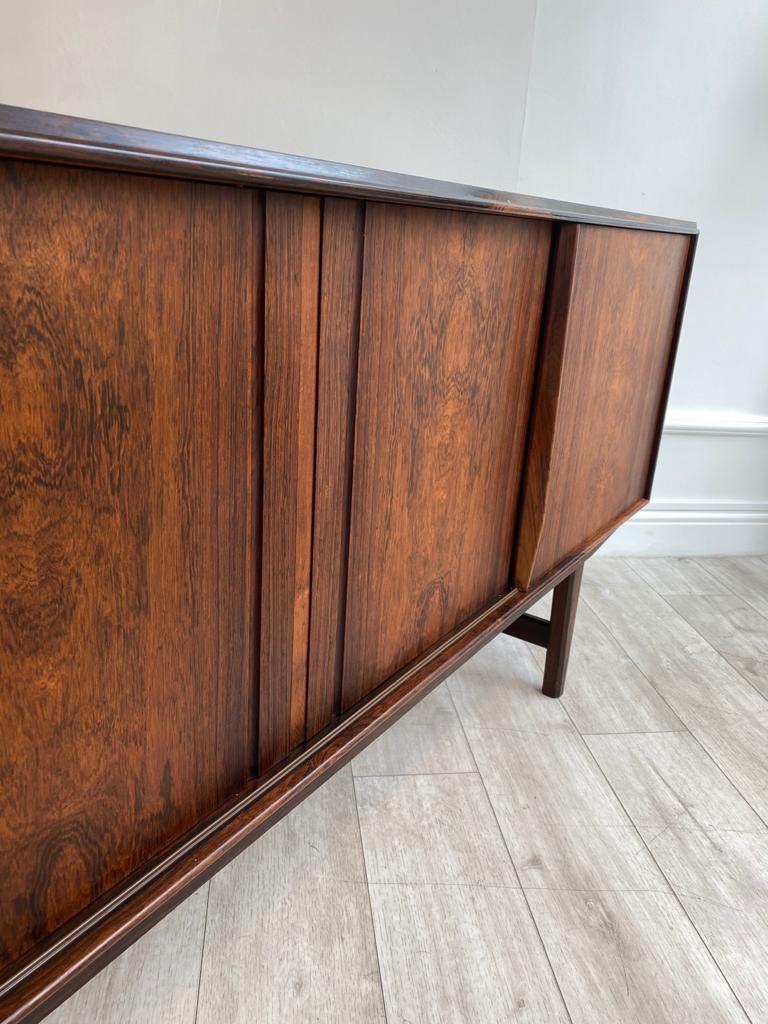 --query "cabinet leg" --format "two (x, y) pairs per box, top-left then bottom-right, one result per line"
(542, 564), (583, 698)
